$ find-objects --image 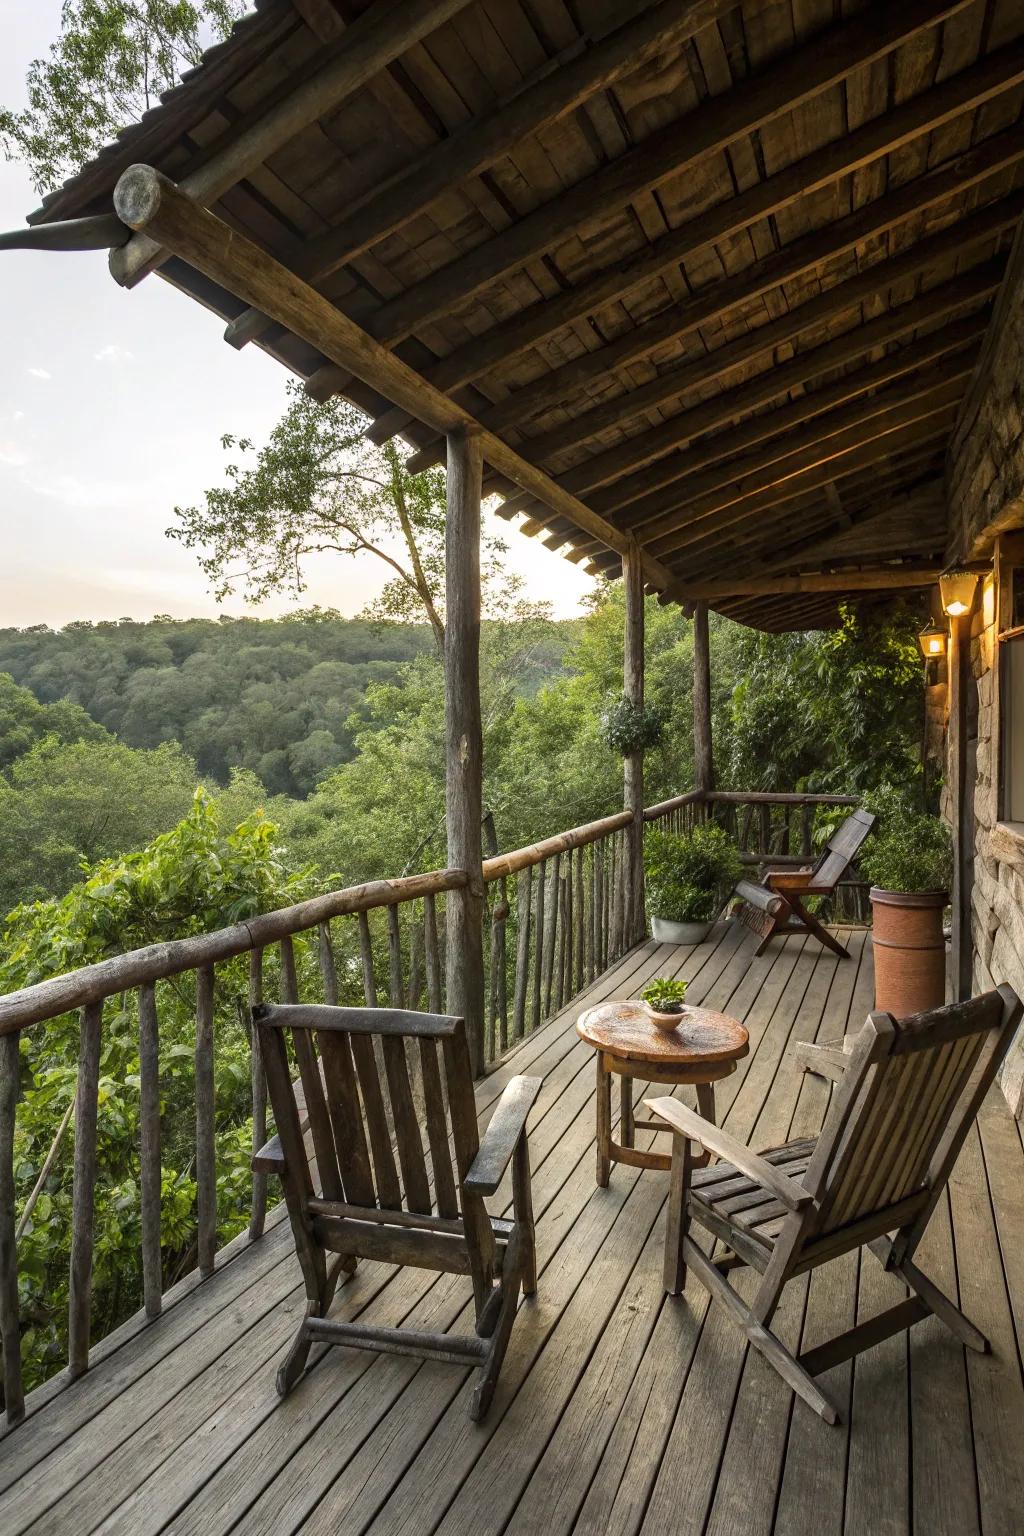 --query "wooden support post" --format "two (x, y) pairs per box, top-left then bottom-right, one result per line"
(693, 600), (714, 795)
(623, 536), (645, 947)
(445, 428), (486, 1075)
(948, 612), (974, 1001)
